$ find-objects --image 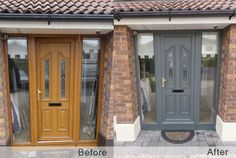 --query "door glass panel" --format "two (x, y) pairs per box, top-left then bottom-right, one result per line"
(182, 52), (188, 83)
(7, 37), (30, 143)
(137, 33), (156, 123)
(61, 59), (66, 97)
(44, 59), (49, 97)
(200, 32), (218, 123)
(80, 38), (100, 140)
(167, 52), (174, 83)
